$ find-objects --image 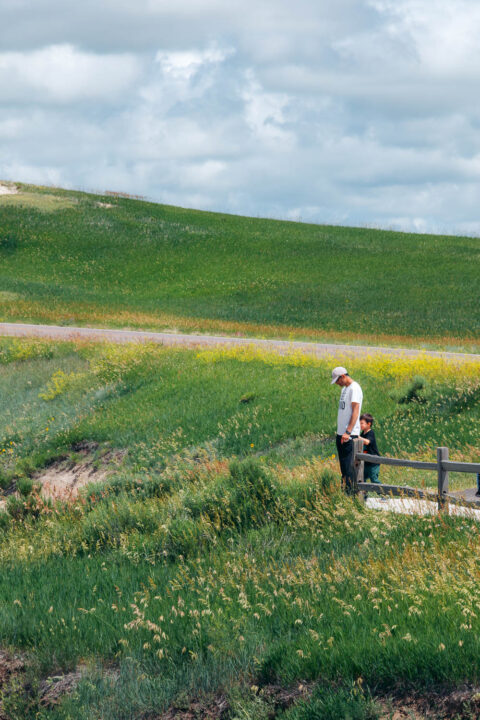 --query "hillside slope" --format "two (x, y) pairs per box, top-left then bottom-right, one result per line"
(0, 182), (479, 349)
